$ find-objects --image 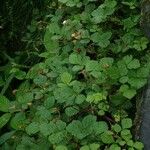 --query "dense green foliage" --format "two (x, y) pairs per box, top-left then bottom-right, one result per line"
(0, 0), (150, 149)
